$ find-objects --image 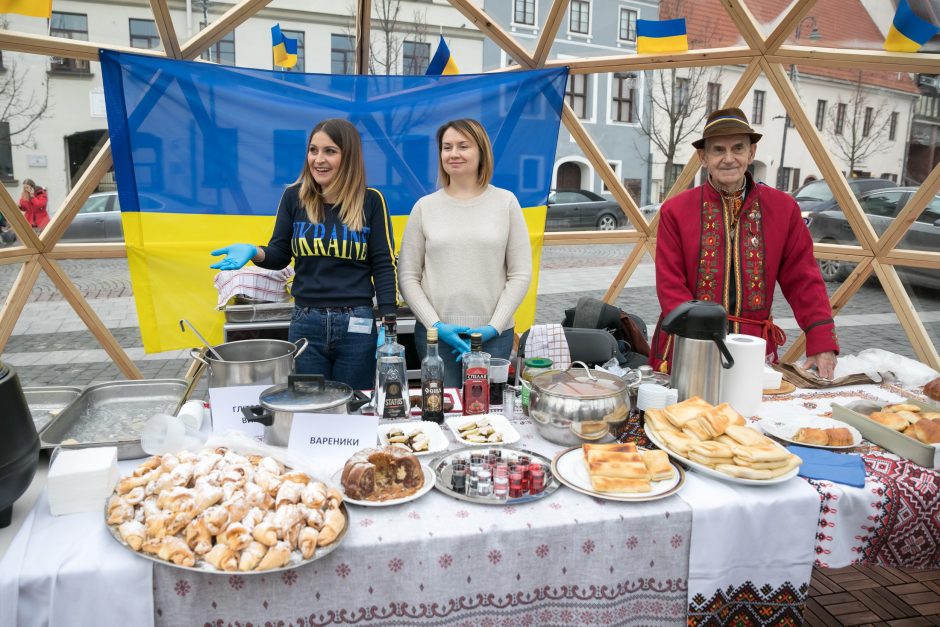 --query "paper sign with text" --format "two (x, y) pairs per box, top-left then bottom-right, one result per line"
(208, 384), (271, 440)
(287, 412), (378, 473)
